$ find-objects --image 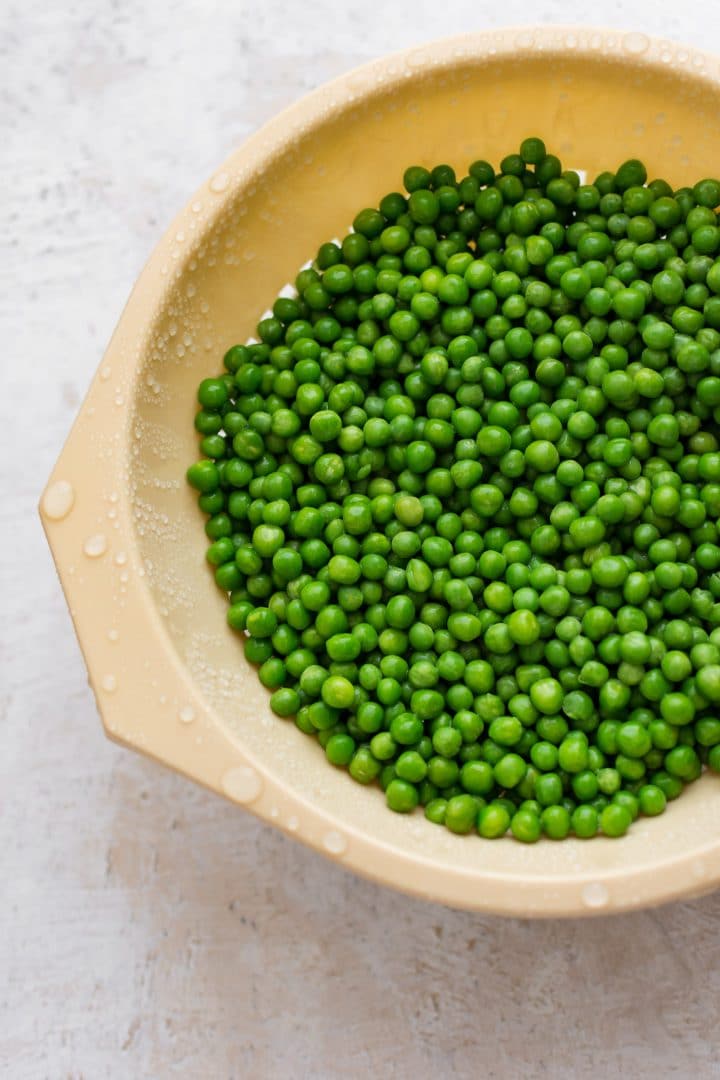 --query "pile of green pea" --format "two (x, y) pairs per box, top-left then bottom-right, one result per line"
(188, 137), (720, 842)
